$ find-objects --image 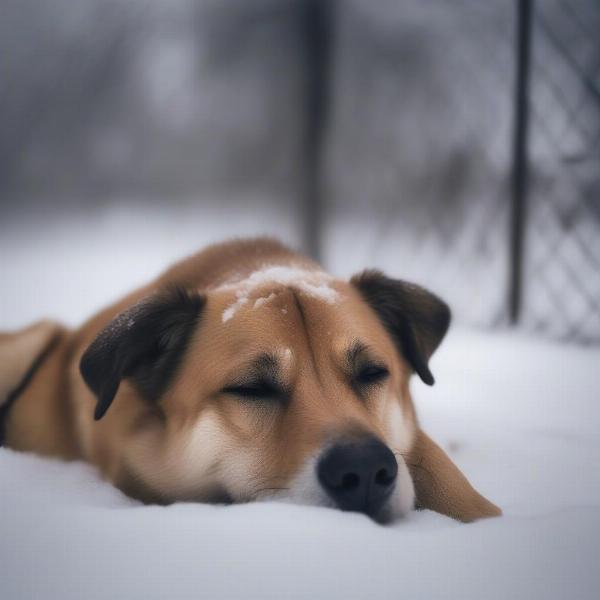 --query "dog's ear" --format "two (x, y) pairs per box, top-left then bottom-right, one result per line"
(407, 429), (502, 522)
(351, 270), (451, 385)
(80, 287), (204, 421)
